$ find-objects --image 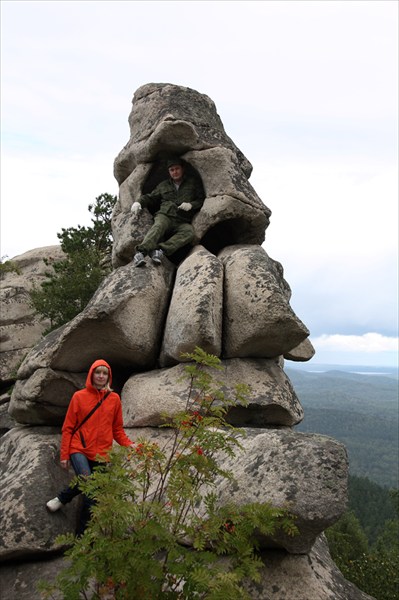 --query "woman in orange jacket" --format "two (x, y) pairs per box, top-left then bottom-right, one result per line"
(46, 359), (133, 535)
